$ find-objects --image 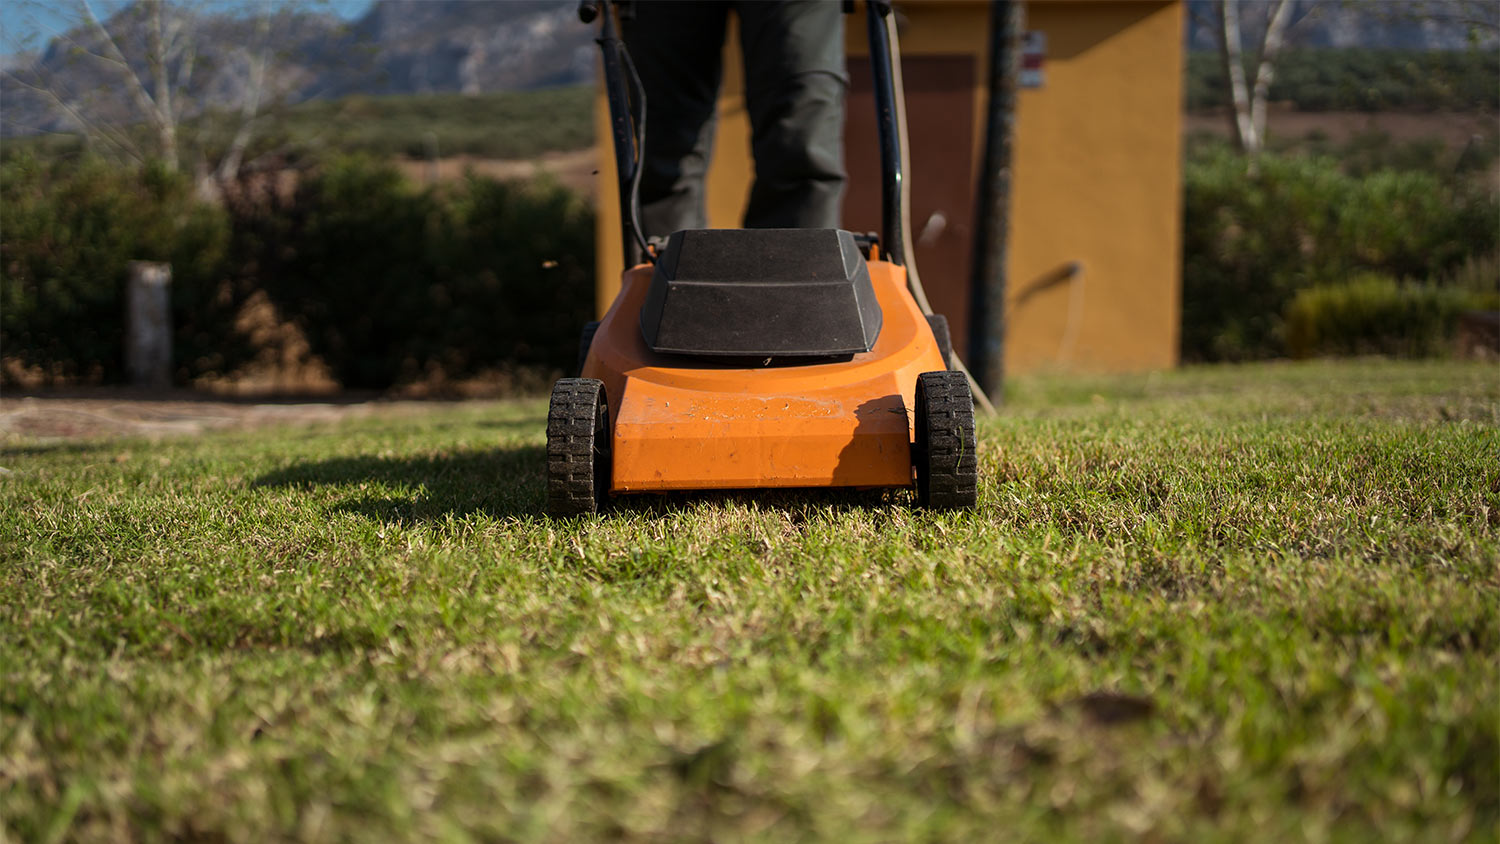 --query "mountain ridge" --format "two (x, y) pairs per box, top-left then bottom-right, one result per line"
(2, 0), (1491, 139)
(0, 0), (595, 137)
